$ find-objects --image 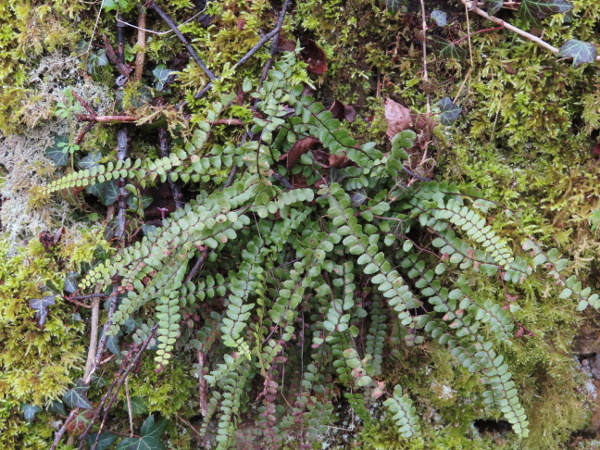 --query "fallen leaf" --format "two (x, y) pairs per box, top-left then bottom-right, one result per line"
(276, 37), (297, 52)
(279, 137), (319, 170)
(384, 98), (435, 142)
(384, 98), (413, 139)
(328, 100), (357, 123)
(328, 153), (353, 168)
(300, 39), (328, 74)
